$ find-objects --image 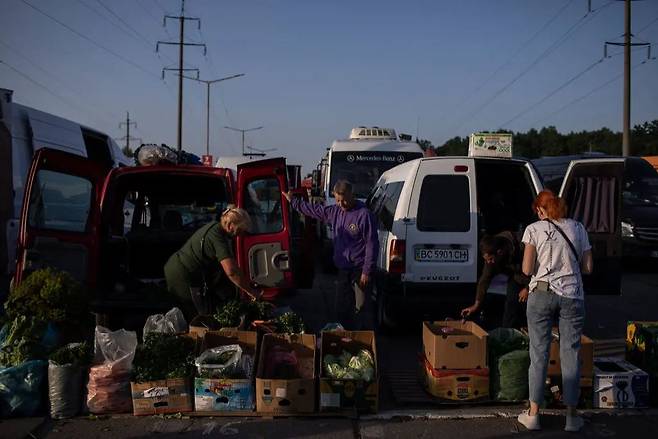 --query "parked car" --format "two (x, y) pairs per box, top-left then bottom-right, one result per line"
(366, 156), (624, 328)
(533, 155), (658, 261)
(13, 149), (314, 329)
